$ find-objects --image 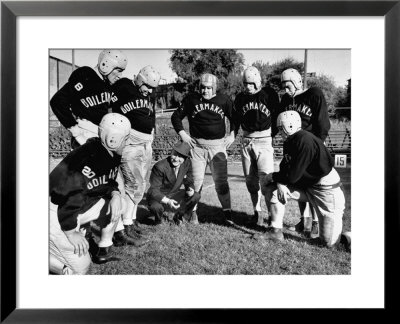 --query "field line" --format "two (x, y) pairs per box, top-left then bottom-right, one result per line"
(202, 176), (350, 191)
(203, 176), (240, 191)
